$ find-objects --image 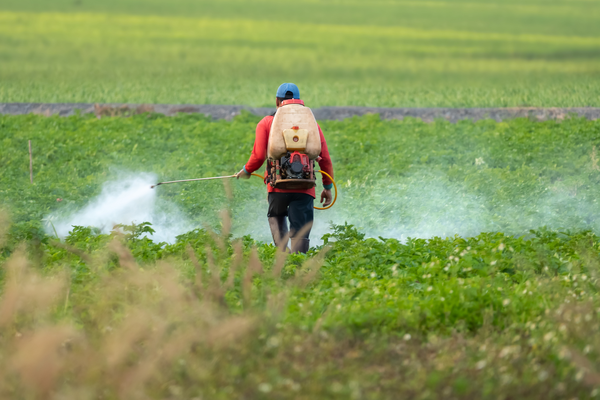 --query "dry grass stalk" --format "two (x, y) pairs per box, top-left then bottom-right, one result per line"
(222, 179), (233, 202)
(50, 239), (93, 264)
(204, 315), (255, 348)
(0, 214), (338, 399)
(241, 247), (262, 308)
(0, 247), (65, 328)
(108, 238), (138, 270)
(293, 247), (330, 290)
(271, 247), (289, 279)
(186, 243), (203, 291)
(0, 209), (9, 248)
(220, 208), (232, 239)
(10, 325), (77, 397)
(204, 244), (227, 304)
(223, 240), (243, 291)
